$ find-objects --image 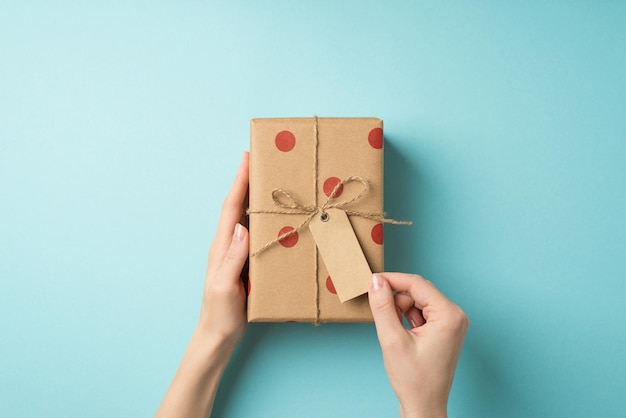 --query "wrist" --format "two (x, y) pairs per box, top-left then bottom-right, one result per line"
(188, 326), (237, 372)
(195, 316), (242, 351)
(400, 402), (447, 418)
